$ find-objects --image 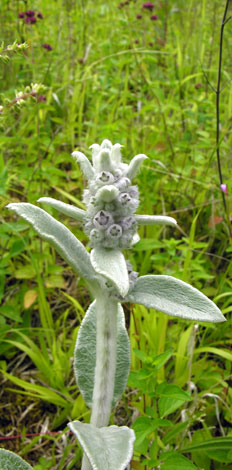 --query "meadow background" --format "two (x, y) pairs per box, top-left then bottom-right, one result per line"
(1, 0), (232, 469)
